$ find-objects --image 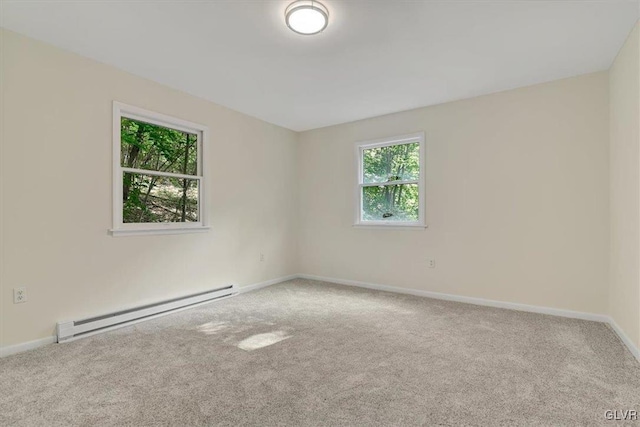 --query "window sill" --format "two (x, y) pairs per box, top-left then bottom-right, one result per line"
(353, 223), (428, 229)
(109, 226), (211, 237)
